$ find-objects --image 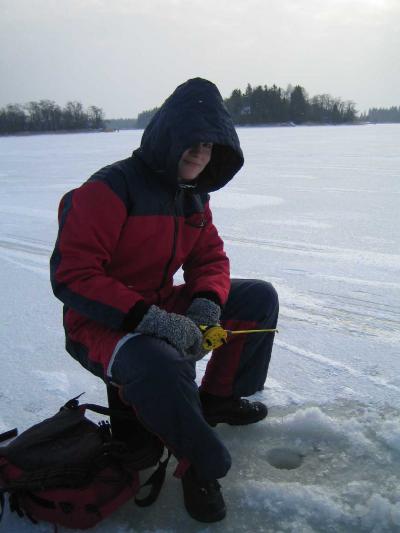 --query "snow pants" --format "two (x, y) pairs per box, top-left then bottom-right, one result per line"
(109, 279), (279, 480)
